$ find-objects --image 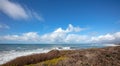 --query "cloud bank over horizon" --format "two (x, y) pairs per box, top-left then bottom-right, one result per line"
(0, 24), (120, 44)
